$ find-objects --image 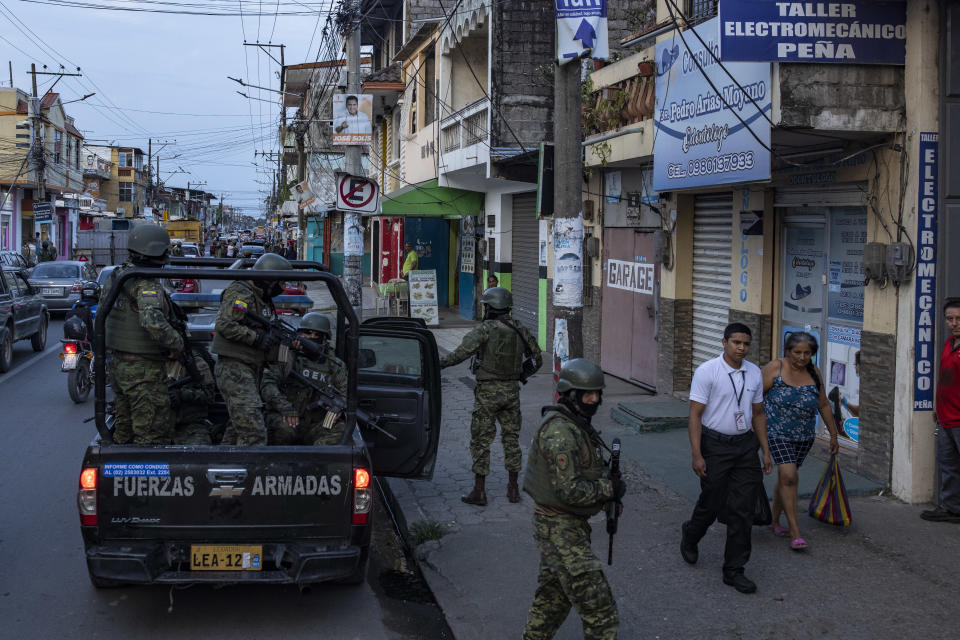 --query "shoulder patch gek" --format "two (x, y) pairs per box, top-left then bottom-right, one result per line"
(233, 300), (248, 312)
